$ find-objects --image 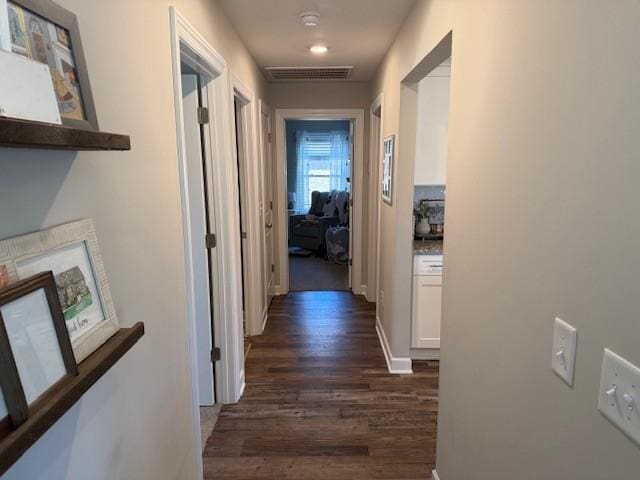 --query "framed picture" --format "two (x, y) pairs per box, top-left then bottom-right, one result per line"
(0, 272), (77, 428)
(4, 0), (98, 130)
(0, 0), (10, 51)
(0, 219), (119, 363)
(382, 134), (395, 205)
